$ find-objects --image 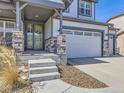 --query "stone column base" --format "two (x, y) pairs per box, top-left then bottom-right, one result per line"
(45, 35), (67, 65)
(45, 37), (57, 53)
(56, 35), (67, 65)
(12, 32), (24, 54)
(103, 40), (109, 56)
